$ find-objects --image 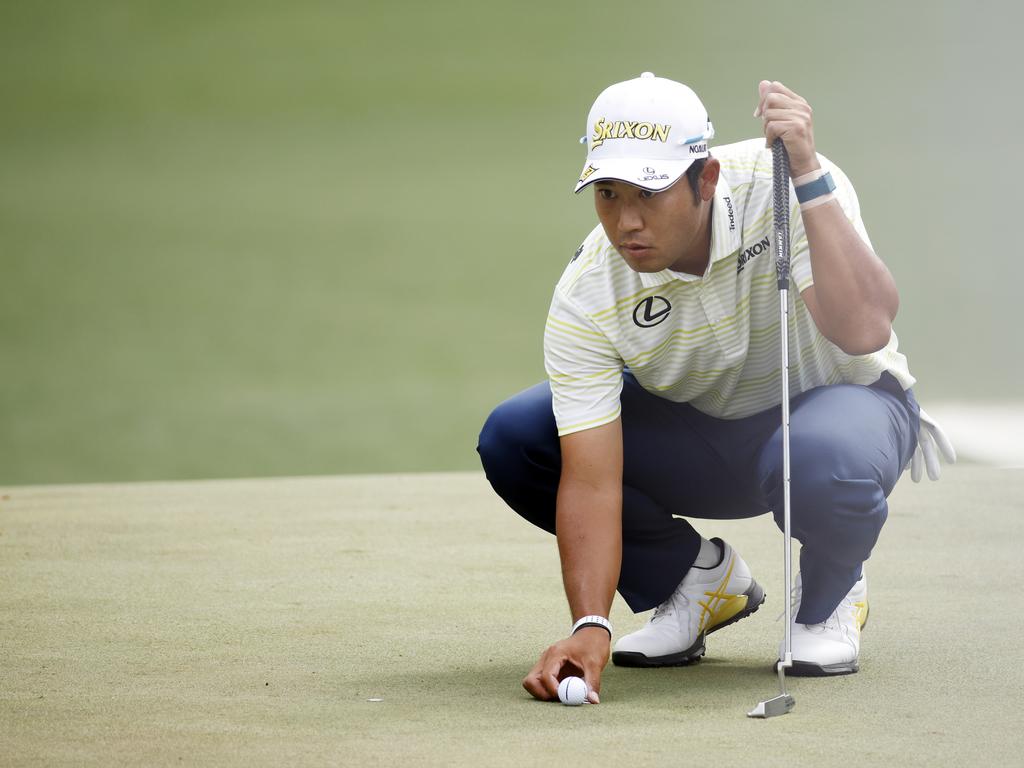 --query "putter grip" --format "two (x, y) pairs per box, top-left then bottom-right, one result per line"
(772, 138), (791, 290)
